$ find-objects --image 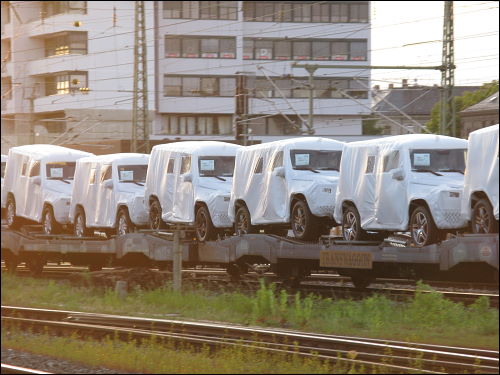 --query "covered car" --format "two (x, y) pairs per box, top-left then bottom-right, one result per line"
(461, 124), (499, 233)
(333, 134), (468, 246)
(145, 141), (242, 241)
(229, 137), (344, 240)
(1, 145), (93, 234)
(70, 153), (149, 237)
